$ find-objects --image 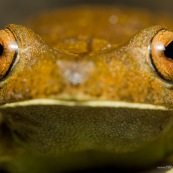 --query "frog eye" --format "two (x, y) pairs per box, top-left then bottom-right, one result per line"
(0, 29), (18, 80)
(149, 29), (173, 81)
